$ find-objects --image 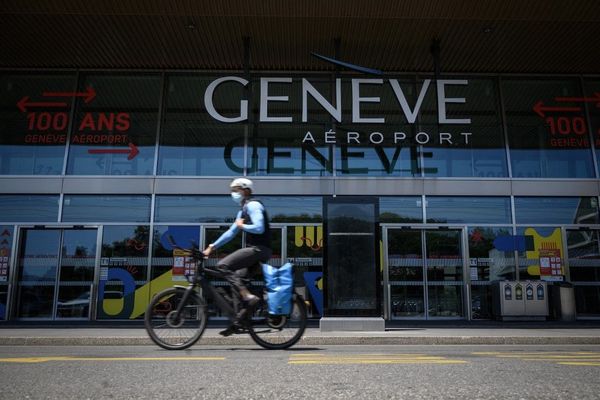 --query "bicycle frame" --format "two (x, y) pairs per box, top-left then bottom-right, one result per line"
(174, 256), (239, 324)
